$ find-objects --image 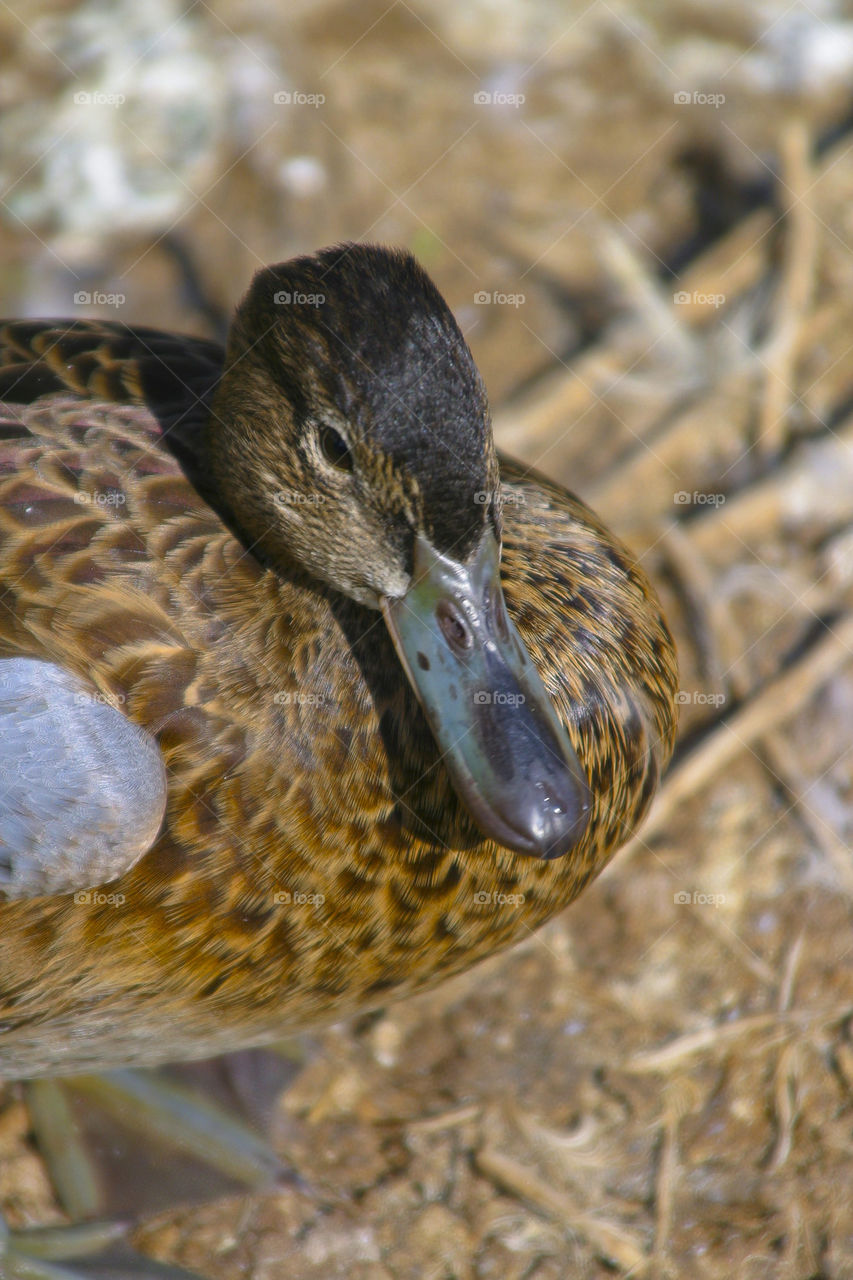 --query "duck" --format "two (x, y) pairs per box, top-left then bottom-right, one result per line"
(0, 244), (676, 1258)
